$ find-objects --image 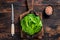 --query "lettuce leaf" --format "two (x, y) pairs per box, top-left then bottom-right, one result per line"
(21, 13), (42, 35)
